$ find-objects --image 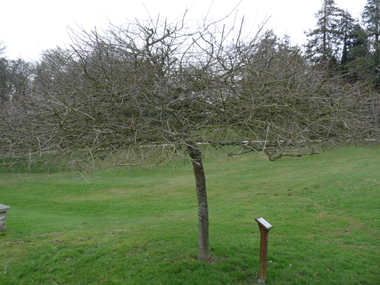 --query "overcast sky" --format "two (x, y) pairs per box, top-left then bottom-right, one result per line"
(1, 0), (367, 62)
